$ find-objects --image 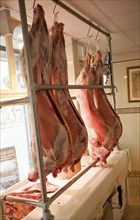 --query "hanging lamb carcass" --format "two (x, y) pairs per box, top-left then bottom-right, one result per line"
(76, 52), (122, 165)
